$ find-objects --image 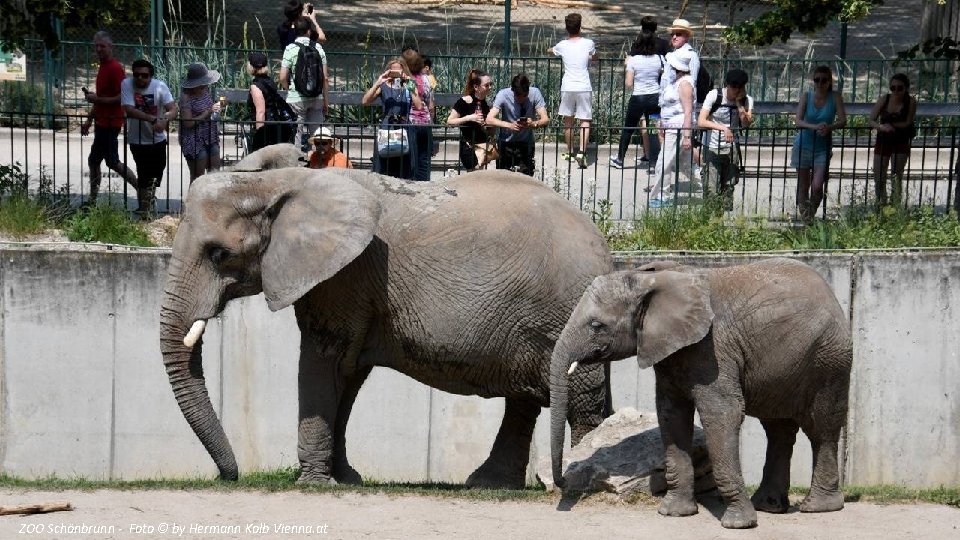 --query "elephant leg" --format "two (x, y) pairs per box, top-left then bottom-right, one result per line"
(656, 389), (698, 518)
(697, 396), (757, 529)
(751, 418), (799, 513)
(798, 385), (846, 512)
(296, 341), (343, 485)
(332, 365), (373, 485)
(465, 398), (540, 489)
